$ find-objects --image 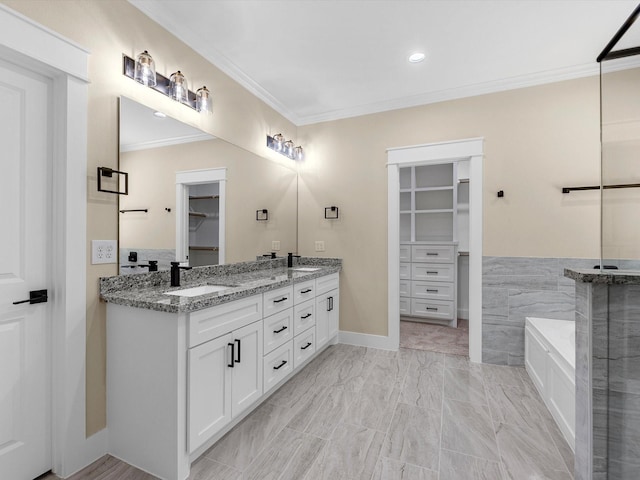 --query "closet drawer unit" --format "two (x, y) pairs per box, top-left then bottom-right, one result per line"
(316, 273), (339, 295)
(263, 341), (294, 394)
(293, 299), (315, 335)
(411, 245), (455, 263)
(399, 280), (410, 297)
(411, 298), (454, 320)
(293, 328), (316, 368)
(399, 245), (411, 262)
(263, 285), (294, 317)
(412, 263), (454, 282)
(411, 281), (454, 301)
(293, 279), (315, 304)
(399, 263), (411, 280)
(399, 297), (411, 315)
(263, 307), (294, 354)
(188, 294), (263, 348)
